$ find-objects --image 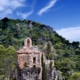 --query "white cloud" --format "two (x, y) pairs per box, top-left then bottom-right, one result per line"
(10, 1), (25, 9)
(17, 11), (33, 19)
(38, 0), (57, 15)
(56, 26), (80, 42)
(0, 9), (13, 18)
(0, 0), (26, 18)
(0, 0), (25, 9)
